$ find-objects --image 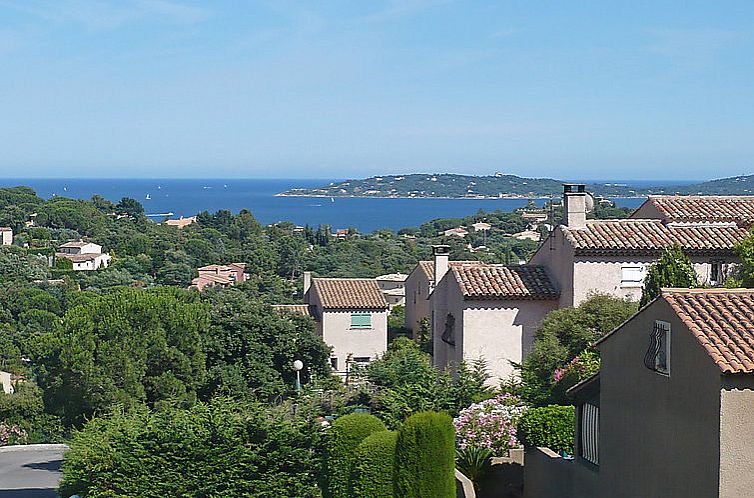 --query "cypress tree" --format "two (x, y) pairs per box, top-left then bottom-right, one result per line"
(640, 244), (698, 307)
